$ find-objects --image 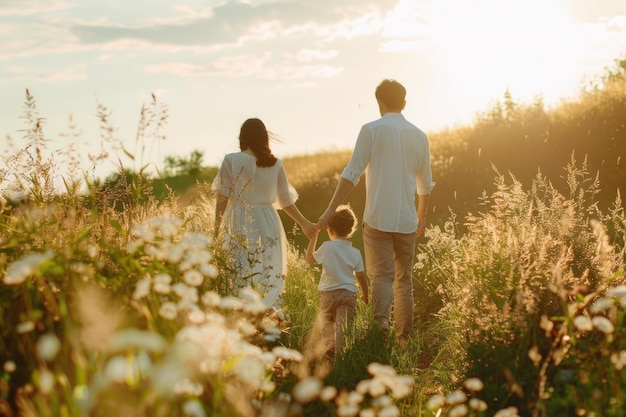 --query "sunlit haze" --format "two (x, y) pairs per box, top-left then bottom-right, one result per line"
(1, 0), (625, 178)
